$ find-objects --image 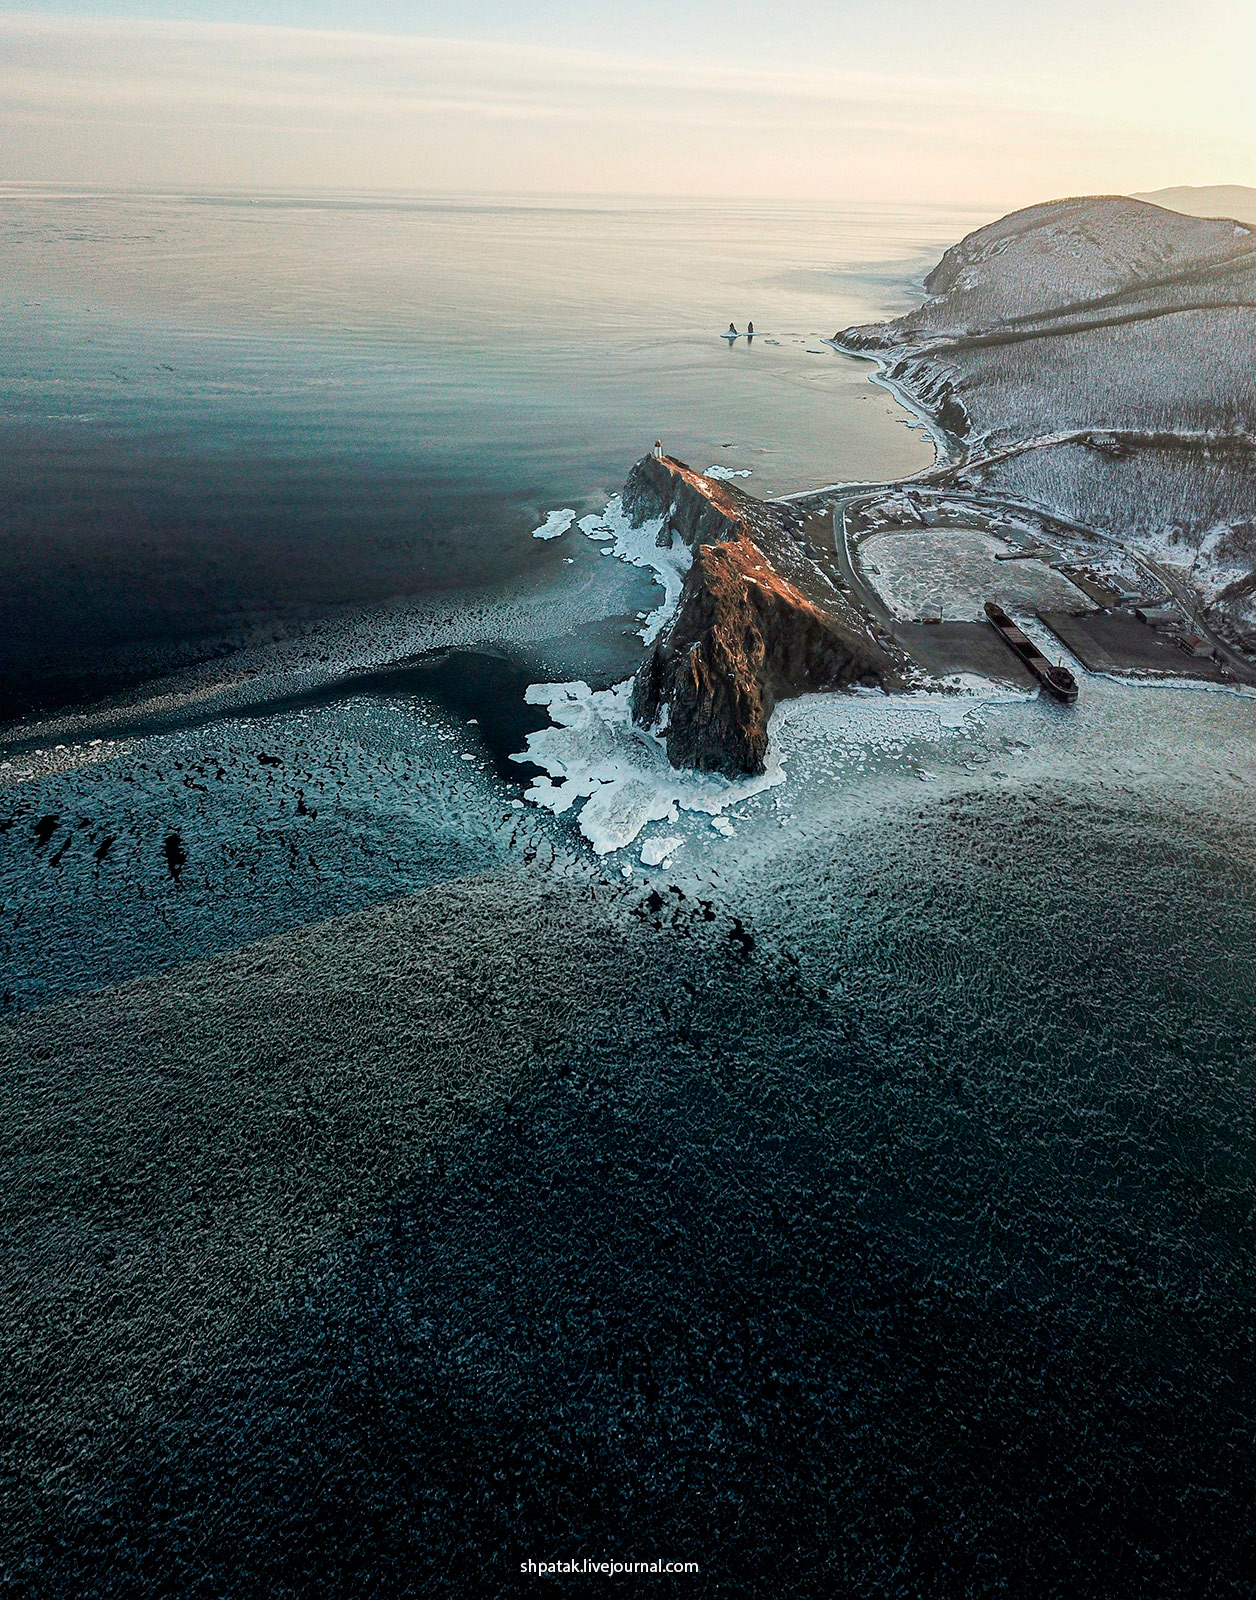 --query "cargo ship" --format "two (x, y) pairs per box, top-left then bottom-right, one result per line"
(984, 601), (1078, 703)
